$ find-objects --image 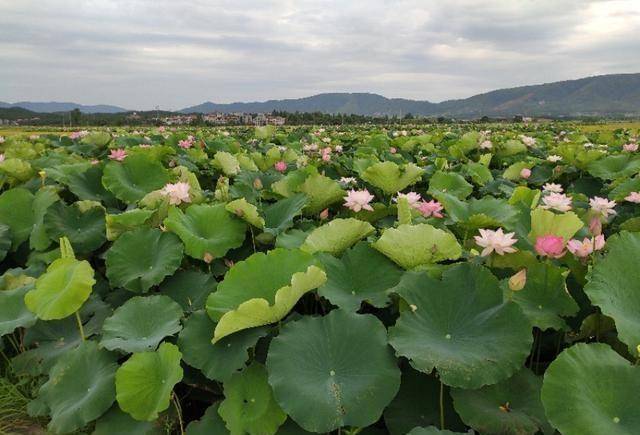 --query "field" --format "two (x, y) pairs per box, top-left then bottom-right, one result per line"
(0, 122), (639, 434)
